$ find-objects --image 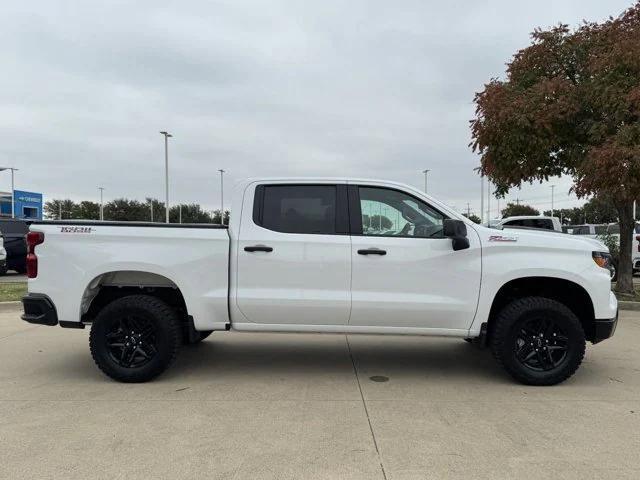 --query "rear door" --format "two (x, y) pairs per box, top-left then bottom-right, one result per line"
(348, 184), (481, 331)
(235, 182), (352, 326)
